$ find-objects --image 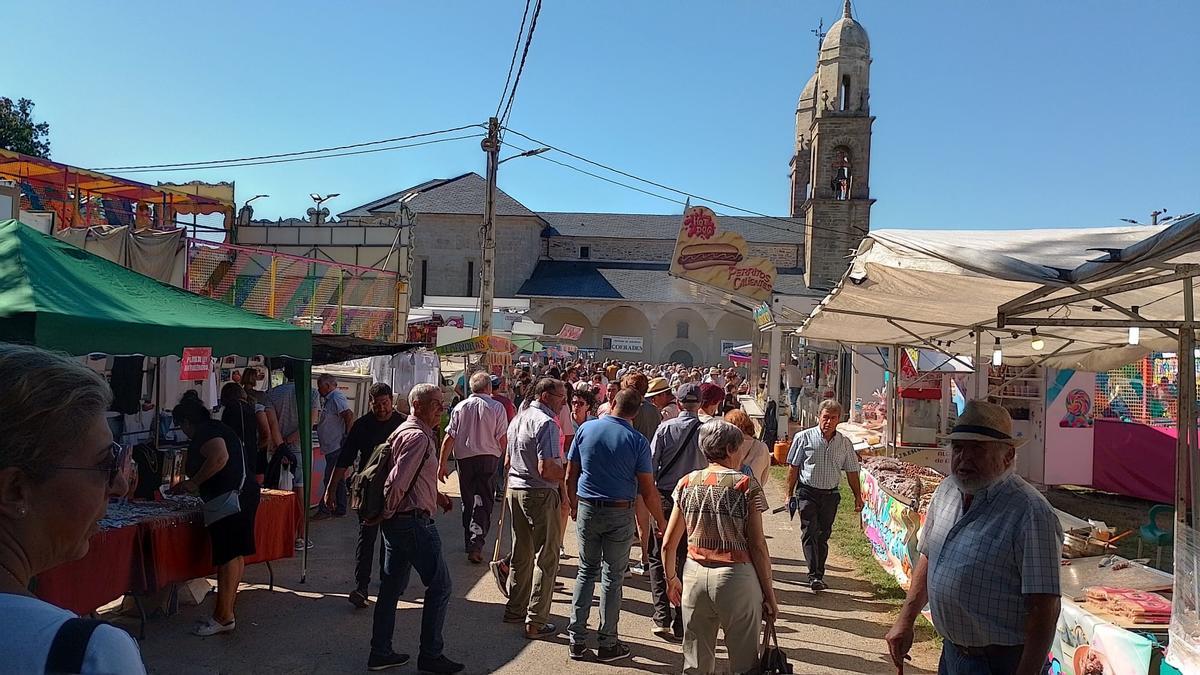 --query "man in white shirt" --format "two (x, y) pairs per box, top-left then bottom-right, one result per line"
(784, 399), (863, 591)
(438, 372), (508, 564)
(314, 373), (353, 518)
(783, 358), (804, 422)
